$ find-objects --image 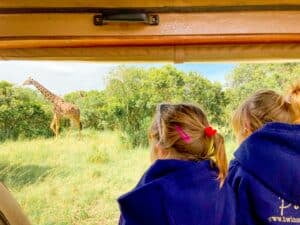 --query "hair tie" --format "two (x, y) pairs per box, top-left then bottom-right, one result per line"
(175, 125), (191, 143)
(204, 126), (217, 137)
